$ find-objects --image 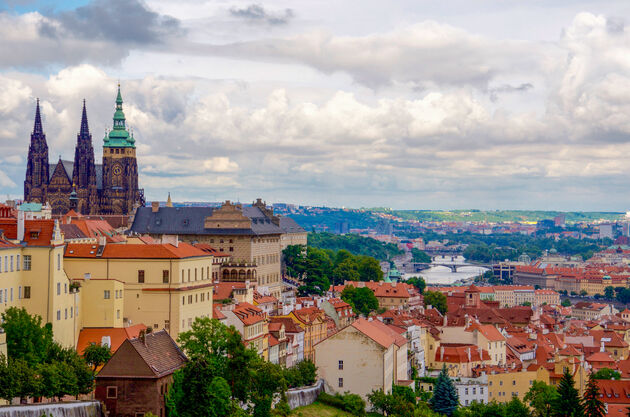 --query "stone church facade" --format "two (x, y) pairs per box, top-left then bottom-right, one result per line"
(24, 86), (144, 215)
